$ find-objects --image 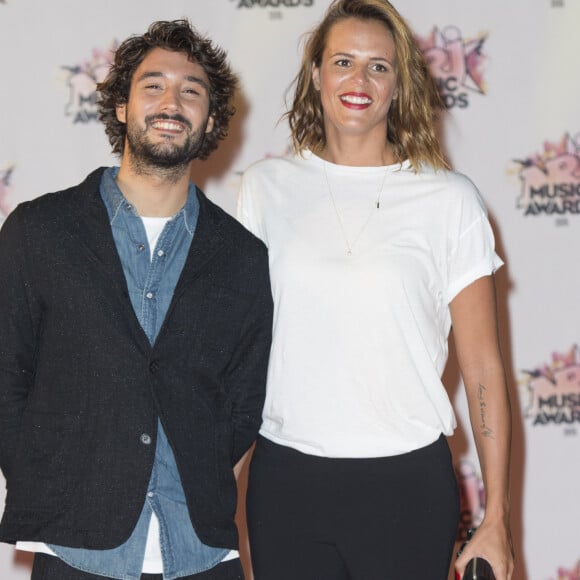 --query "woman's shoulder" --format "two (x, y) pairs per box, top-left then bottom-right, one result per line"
(415, 163), (475, 185)
(244, 152), (313, 179)
(413, 165), (483, 202)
